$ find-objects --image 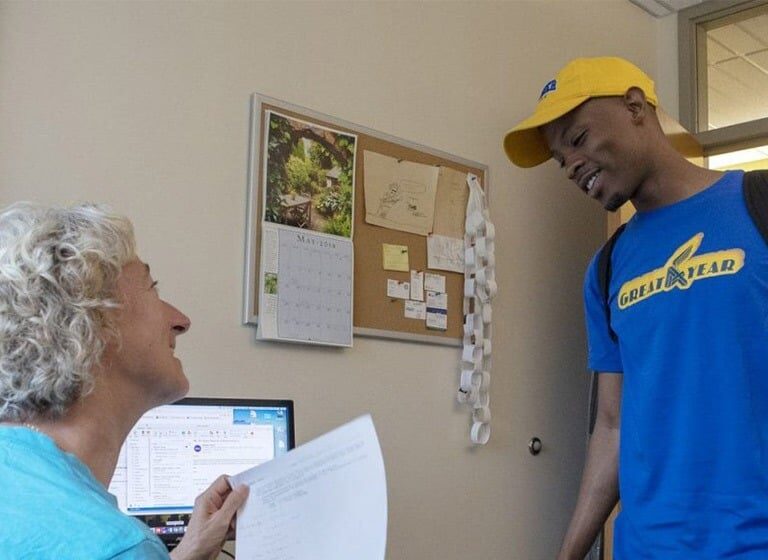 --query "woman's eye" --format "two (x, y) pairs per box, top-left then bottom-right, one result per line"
(150, 281), (159, 292)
